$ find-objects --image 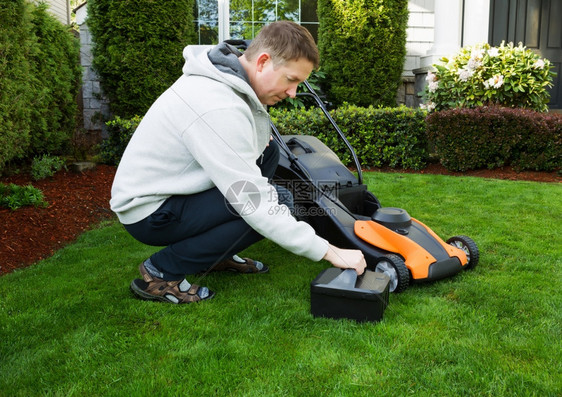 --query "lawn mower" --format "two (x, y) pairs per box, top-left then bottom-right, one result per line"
(271, 81), (479, 293)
